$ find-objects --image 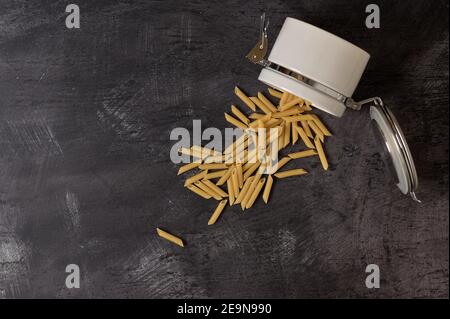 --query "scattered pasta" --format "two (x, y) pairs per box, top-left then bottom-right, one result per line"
(159, 86), (334, 246)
